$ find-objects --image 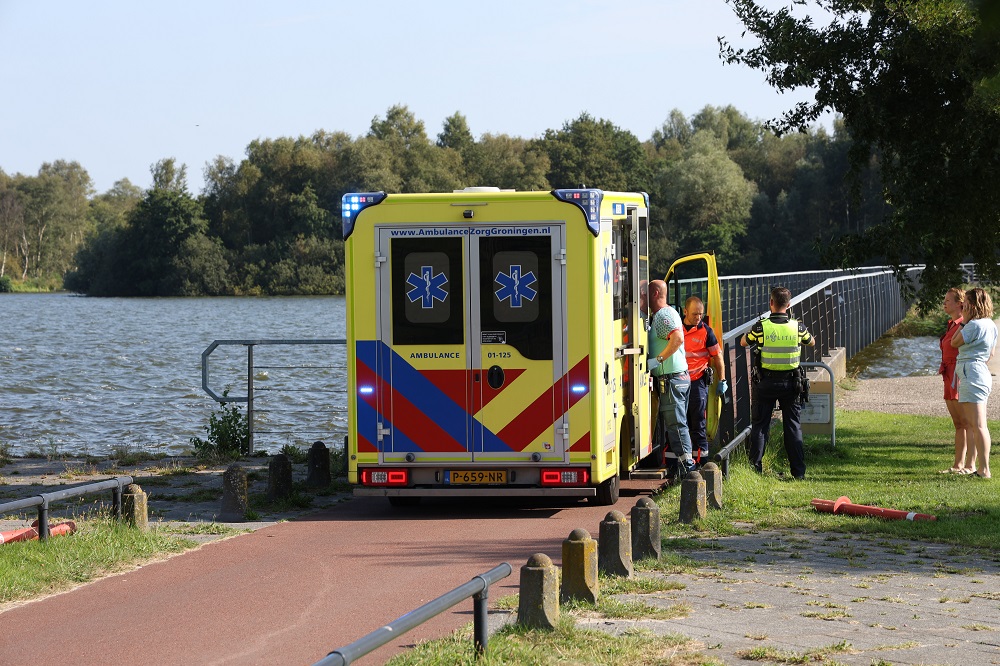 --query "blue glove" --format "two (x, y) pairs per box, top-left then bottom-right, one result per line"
(648, 357), (661, 373)
(717, 379), (729, 396)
